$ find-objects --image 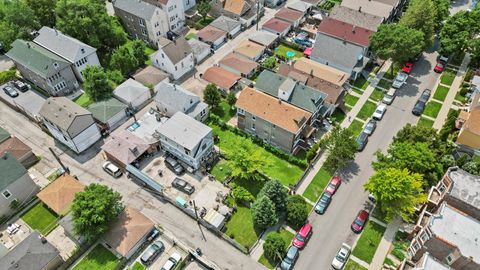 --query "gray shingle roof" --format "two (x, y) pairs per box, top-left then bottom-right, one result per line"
(40, 97), (91, 132)
(0, 152), (27, 191)
(249, 30), (278, 47)
(87, 97), (127, 124)
(0, 126), (10, 144)
(33, 26), (97, 63)
(187, 39), (211, 59)
(113, 79), (150, 102)
(210, 16), (242, 33)
(158, 37), (193, 65)
(329, 6), (383, 32)
(159, 112), (212, 150)
(113, 0), (157, 20)
(0, 231), (60, 270)
(154, 82), (207, 117)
